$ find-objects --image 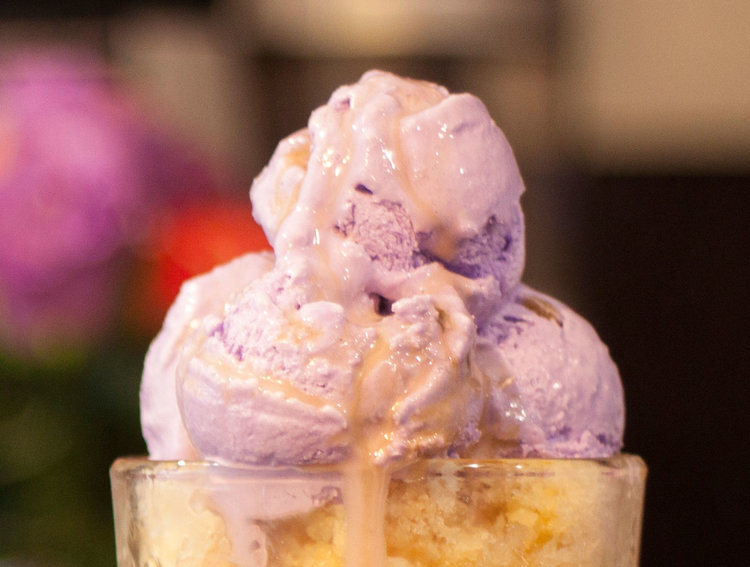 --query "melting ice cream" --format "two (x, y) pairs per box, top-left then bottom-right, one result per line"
(142, 70), (623, 467)
(138, 70), (626, 566)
